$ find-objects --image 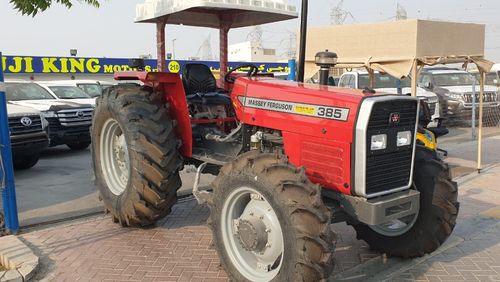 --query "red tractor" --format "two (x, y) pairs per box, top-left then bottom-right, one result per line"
(91, 1), (459, 280)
